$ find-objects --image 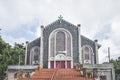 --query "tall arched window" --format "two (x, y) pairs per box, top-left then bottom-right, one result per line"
(84, 47), (89, 60)
(49, 28), (72, 57)
(30, 46), (40, 65)
(56, 31), (65, 51)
